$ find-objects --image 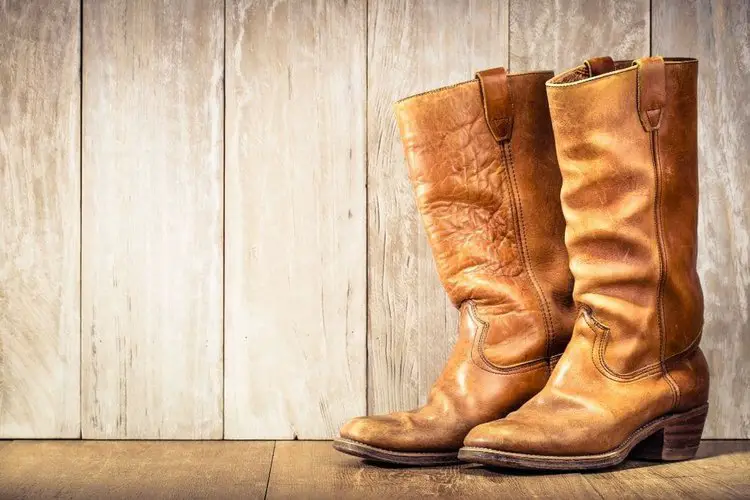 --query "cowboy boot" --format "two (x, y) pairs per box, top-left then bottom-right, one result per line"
(333, 68), (576, 465)
(460, 56), (710, 470)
